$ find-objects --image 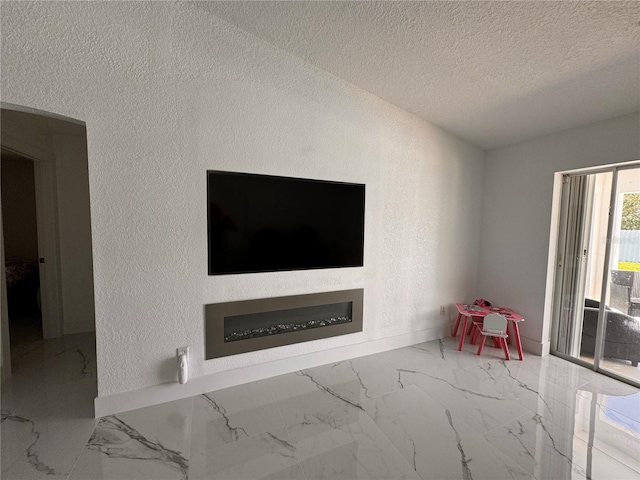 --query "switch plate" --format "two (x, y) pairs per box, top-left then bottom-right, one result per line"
(440, 305), (446, 316)
(176, 346), (189, 358)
